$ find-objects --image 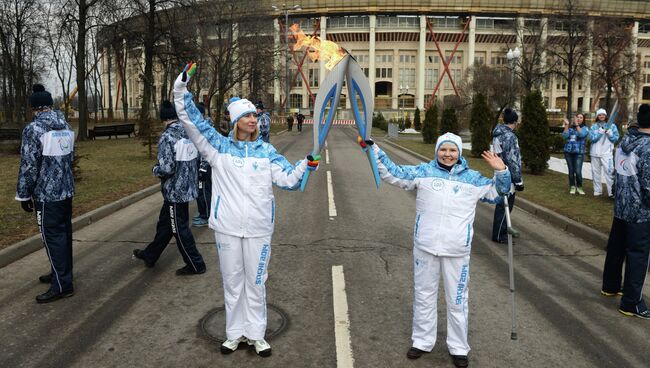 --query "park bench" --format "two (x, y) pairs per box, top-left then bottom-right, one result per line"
(88, 123), (136, 140)
(0, 128), (21, 140)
